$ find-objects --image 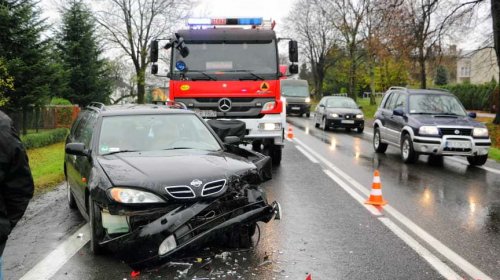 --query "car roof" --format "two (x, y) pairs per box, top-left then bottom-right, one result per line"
(390, 88), (454, 96)
(323, 96), (354, 100)
(87, 104), (195, 116)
